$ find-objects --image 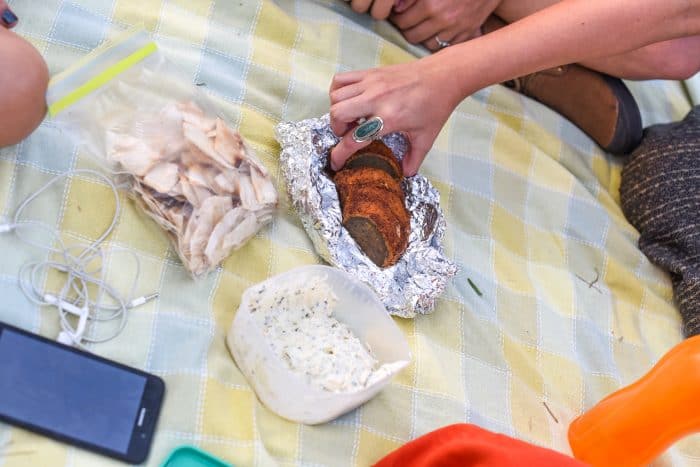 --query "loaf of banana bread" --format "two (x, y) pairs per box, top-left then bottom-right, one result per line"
(333, 141), (409, 268)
